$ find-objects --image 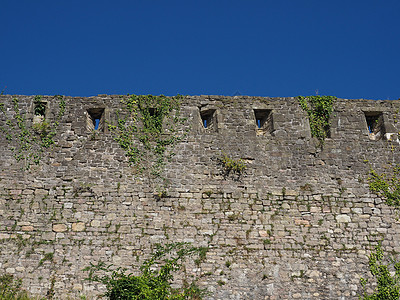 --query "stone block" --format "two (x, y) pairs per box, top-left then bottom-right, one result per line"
(0, 233), (10, 239)
(53, 224), (67, 232)
(90, 219), (101, 227)
(336, 214), (351, 223)
(295, 219), (310, 226)
(21, 226), (34, 231)
(72, 222), (85, 232)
